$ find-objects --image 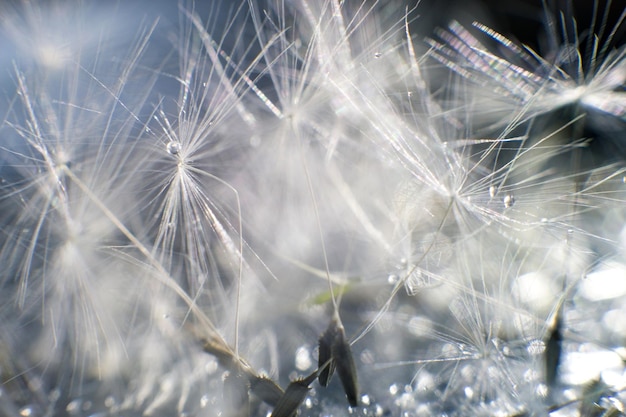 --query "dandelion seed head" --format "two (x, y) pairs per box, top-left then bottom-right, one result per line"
(2, 1), (626, 416)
